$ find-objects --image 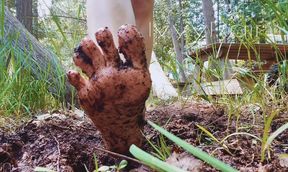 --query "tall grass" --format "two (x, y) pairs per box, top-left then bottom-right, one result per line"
(0, 1), (87, 118)
(0, 39), (61, 117)
(152, 0), (288, 165)
(0, 0), (4, 37)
